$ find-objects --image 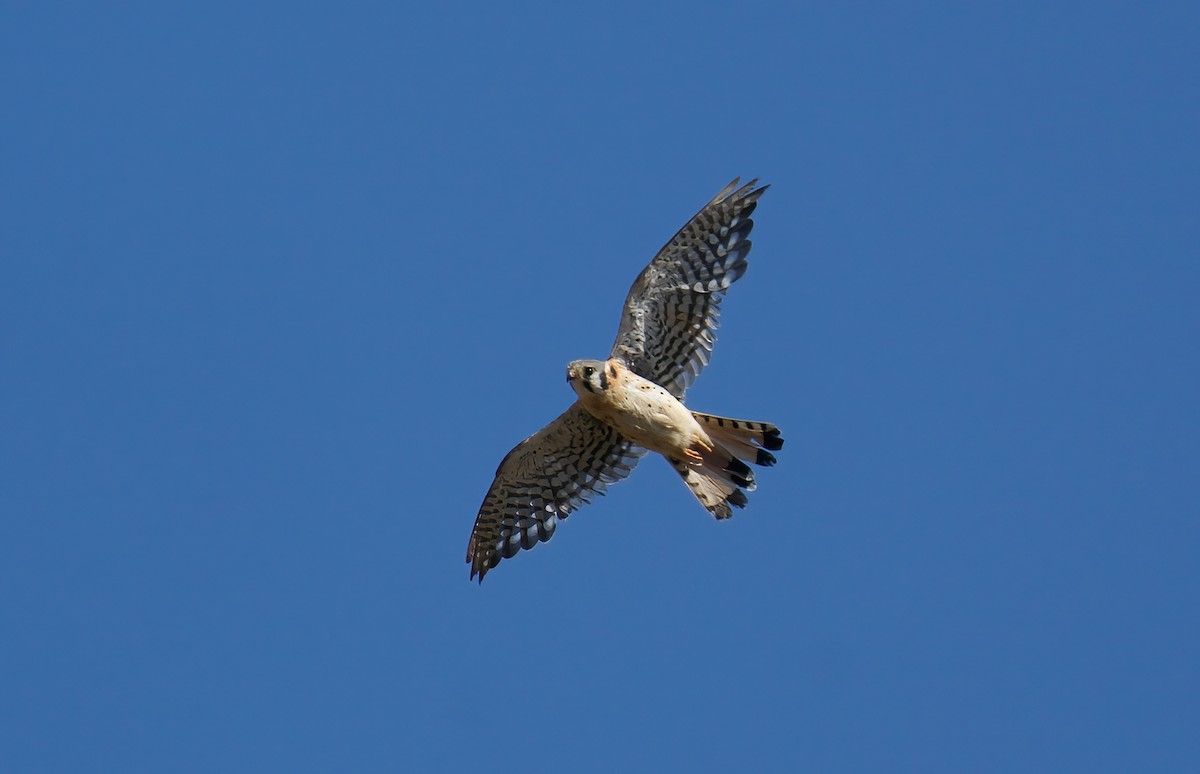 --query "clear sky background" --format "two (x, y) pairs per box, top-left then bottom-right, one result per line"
(2, 2), (1197, 772)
